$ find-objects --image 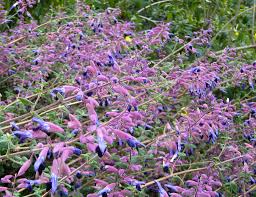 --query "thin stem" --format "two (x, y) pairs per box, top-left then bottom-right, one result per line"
(141, 167), (207, 188)
(137, 15), (158, 24)
(211, 5), (256, 44)
(142, 154), (245, 188)
(215, 44), (256, 55)
(152, 38), (198, 68)
(252, 0), (256, 45)
(239, 184), (256, 196)
(137, 0), (172, 14)
(234, 1), (241, 26)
